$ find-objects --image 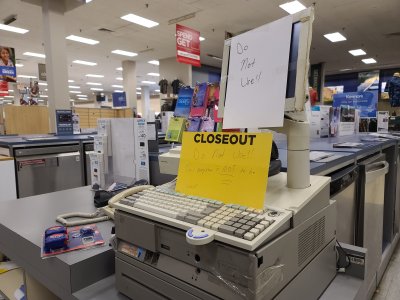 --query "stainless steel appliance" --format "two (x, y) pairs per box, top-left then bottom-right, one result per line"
(15, 145), (84, 198)
(83, 142), (94, 186)
(329, 164), (359, 245)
